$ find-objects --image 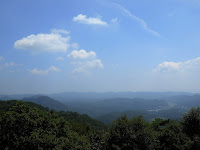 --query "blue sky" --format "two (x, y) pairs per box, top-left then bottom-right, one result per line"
(1, 0), (200, 94)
